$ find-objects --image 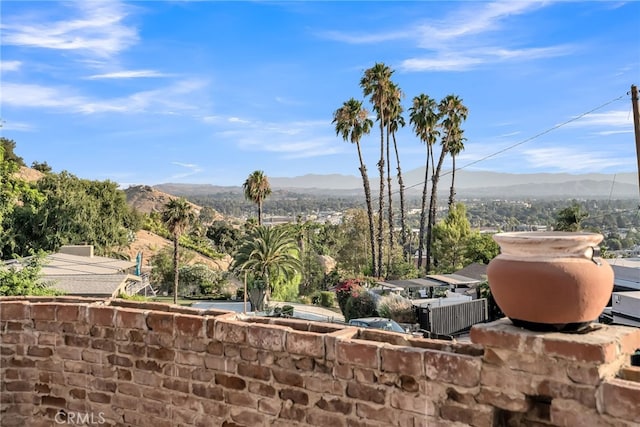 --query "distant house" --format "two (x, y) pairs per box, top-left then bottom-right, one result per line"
(4, 245), (145, 298)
